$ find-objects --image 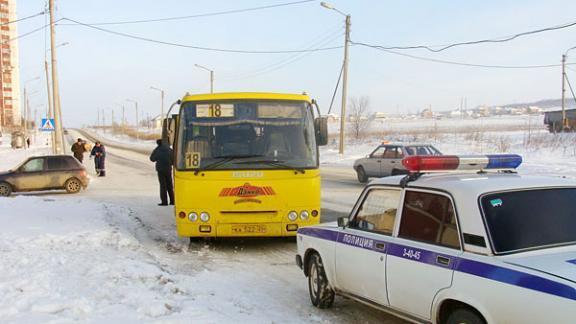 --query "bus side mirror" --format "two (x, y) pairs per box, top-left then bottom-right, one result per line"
(314, 117), (328, 146)
(162, 115), (179, 147)
(337, 216), (348, 228)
